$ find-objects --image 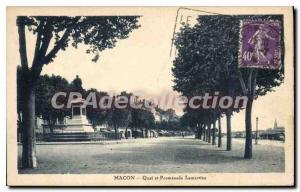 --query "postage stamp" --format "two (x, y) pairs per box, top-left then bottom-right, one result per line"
(239, 20), (282, 69)
(6, 7), (294, 187)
